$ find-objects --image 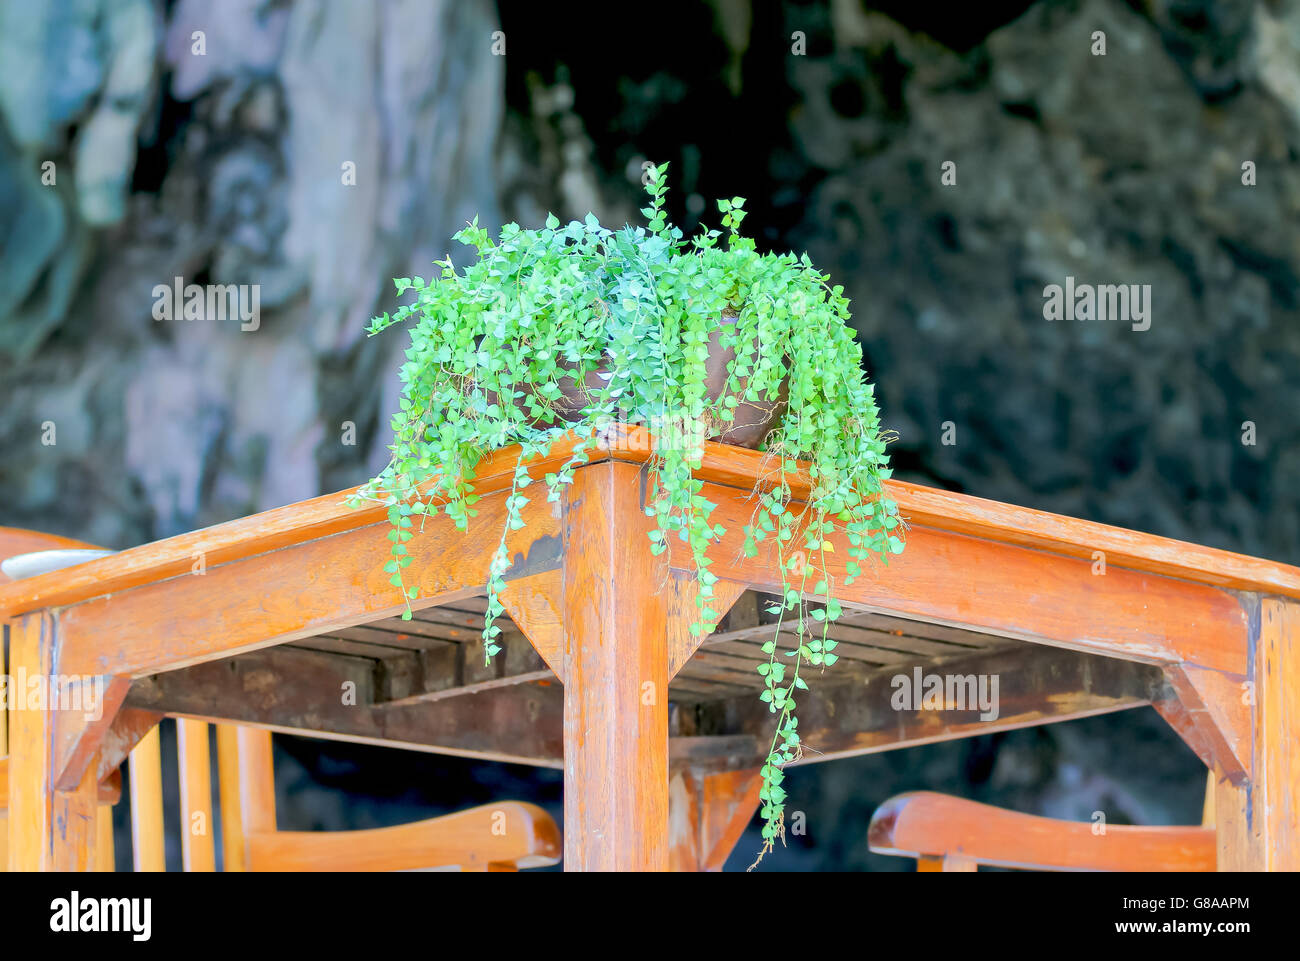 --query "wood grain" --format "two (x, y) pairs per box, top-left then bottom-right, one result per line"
(246, 801), (561, 872)
(0, 438), (585, 617)
(58, 488), (558, 678)
(561, 461), (670, 871)
(499, 569), (565, 680)
(1156, 664), (1250, 783)
(672, 481), (1249, 675)
(177, 718), (215, 871)
(1217, 598), (1300, 870)
(127, 645), (566, 768)
(215, 725), (245, 872)
(6, 611), (98, 870)
(667, 573), (748, 681)
(669, 767), (763, 871)
(128, 724), (165, 871)
(869, 791), (1215, 871)
(95, 804), (115, 872)
(601, 426), (1300, 600)
(698, 644), (1164, 767)
(7, 427), (1296, 625)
